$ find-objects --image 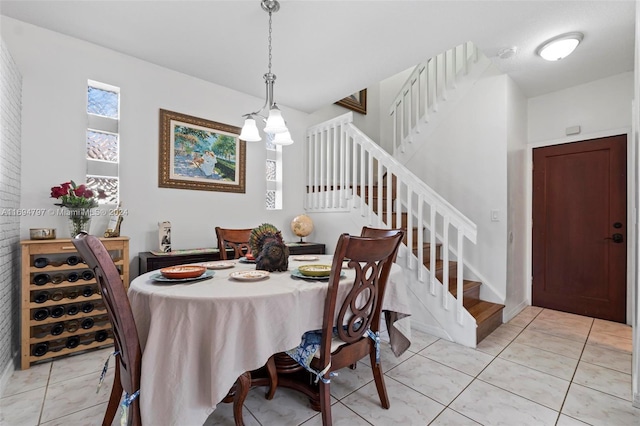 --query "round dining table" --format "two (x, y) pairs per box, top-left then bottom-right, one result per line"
(128, 254), (412, 426)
